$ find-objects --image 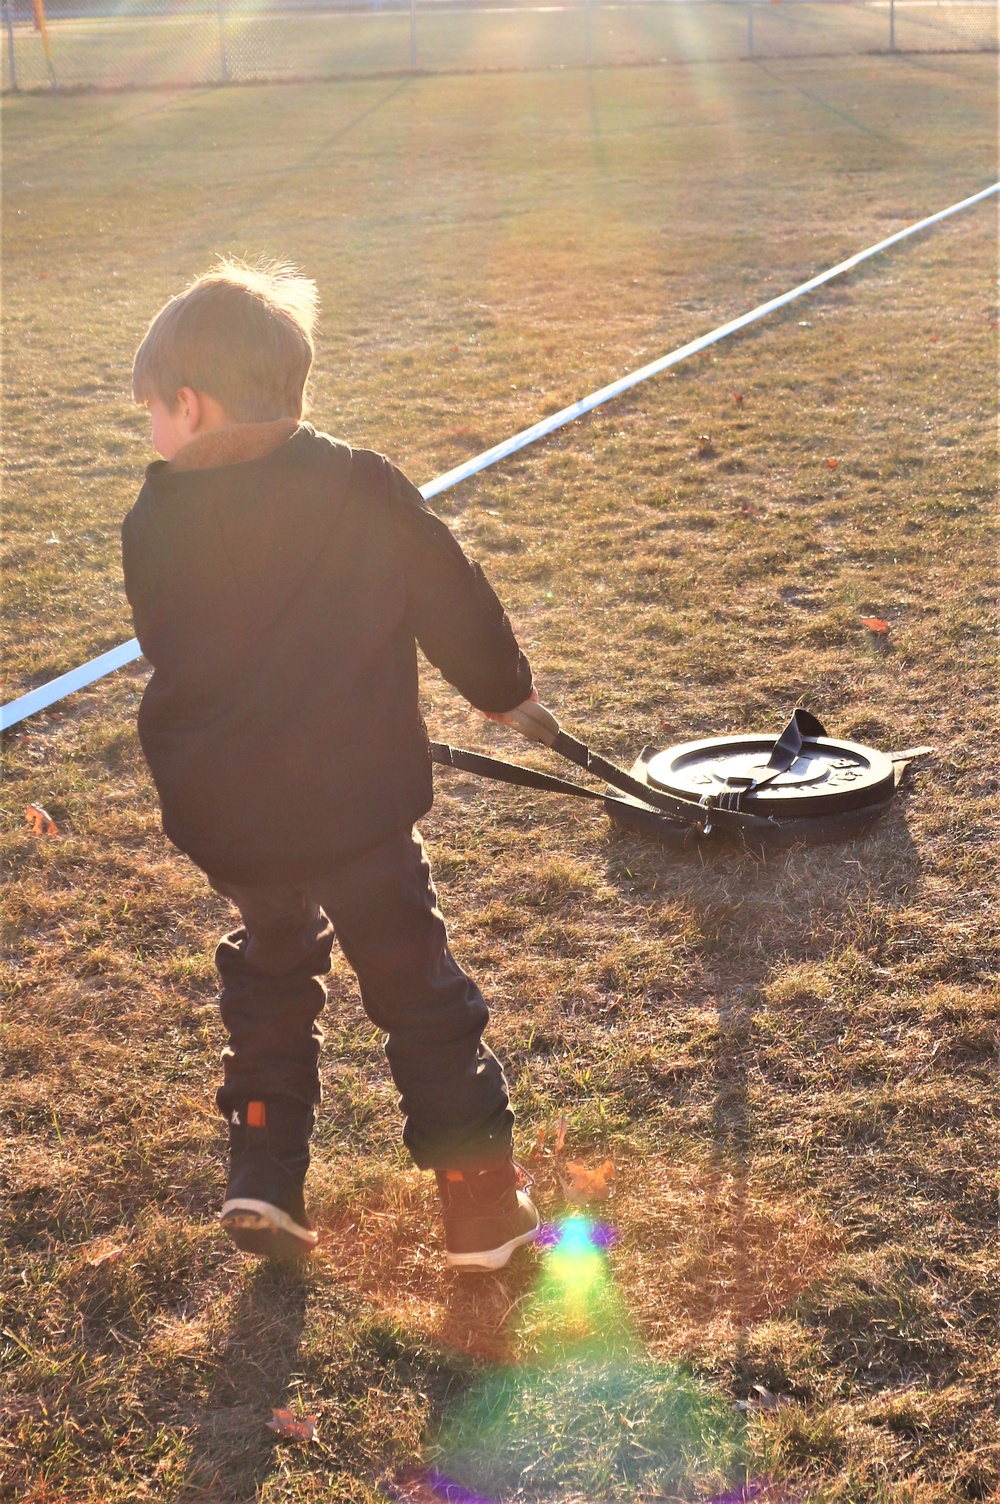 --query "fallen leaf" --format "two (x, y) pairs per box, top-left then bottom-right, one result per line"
(558, 1159), (616, 1204)
(553, 1115), (569, 1154)
(826, 457), (837, 469)
(266, 1408), (316, 1443)
(87, 1246), (124, 1268)
(735, 1387), (791, 1418)
(379, 1475), (442, 1504)
(860, 616), (890, 634)
(527, 1124), (547, 1159)
(733, 392), (743, 405)
(25, 805), (59, 836)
